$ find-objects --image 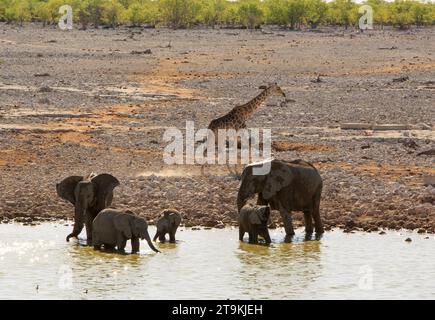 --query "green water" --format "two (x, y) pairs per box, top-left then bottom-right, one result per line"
(0, 223), (434, 299)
